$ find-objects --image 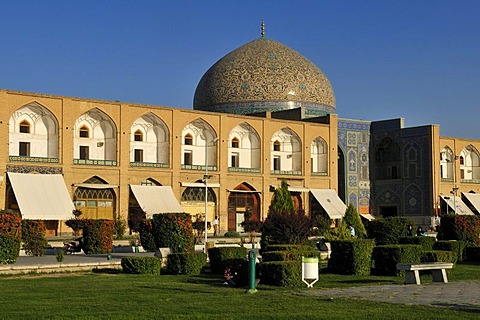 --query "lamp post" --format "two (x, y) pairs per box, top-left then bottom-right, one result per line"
(453, 155), (459, 214)
(204, 136), (218, 253)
